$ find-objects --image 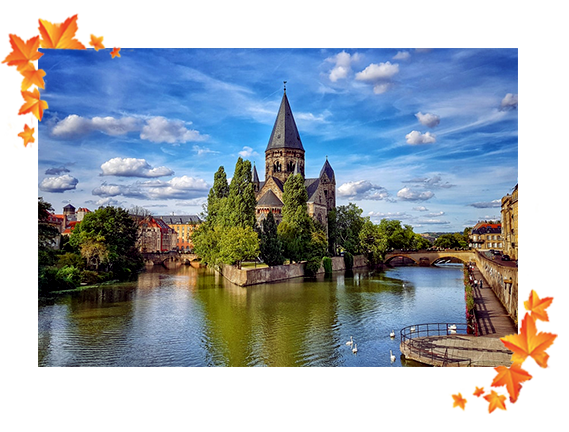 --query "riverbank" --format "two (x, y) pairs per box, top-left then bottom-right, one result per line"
(218, 254), (369, 286)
